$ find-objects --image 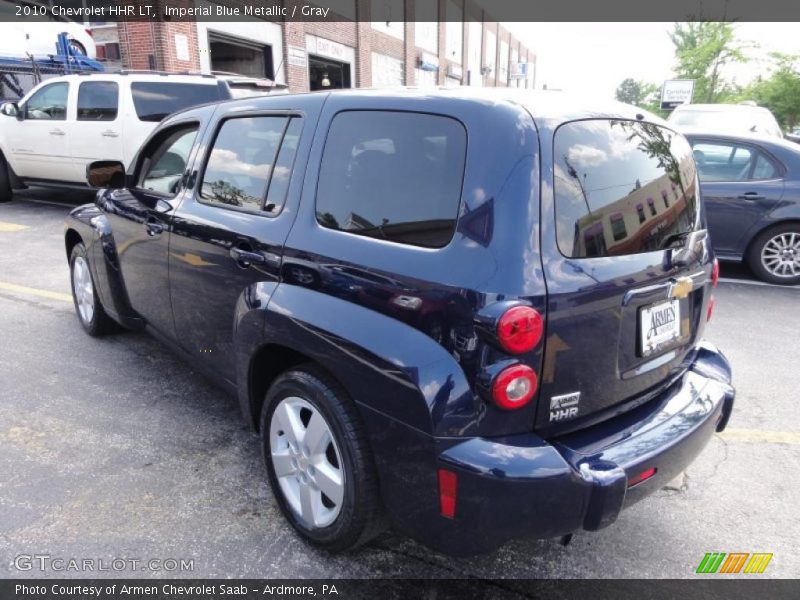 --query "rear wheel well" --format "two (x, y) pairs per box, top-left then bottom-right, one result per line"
(745, 219), (800, 260)
(249, 345), (338, 432)
(65, 229), (83, 261)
